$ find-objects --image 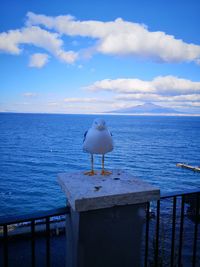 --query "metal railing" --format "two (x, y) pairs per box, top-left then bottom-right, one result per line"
(144, 189), (200, 267)
(0, 206), (70, 267)
(0, 189), (199, 267)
